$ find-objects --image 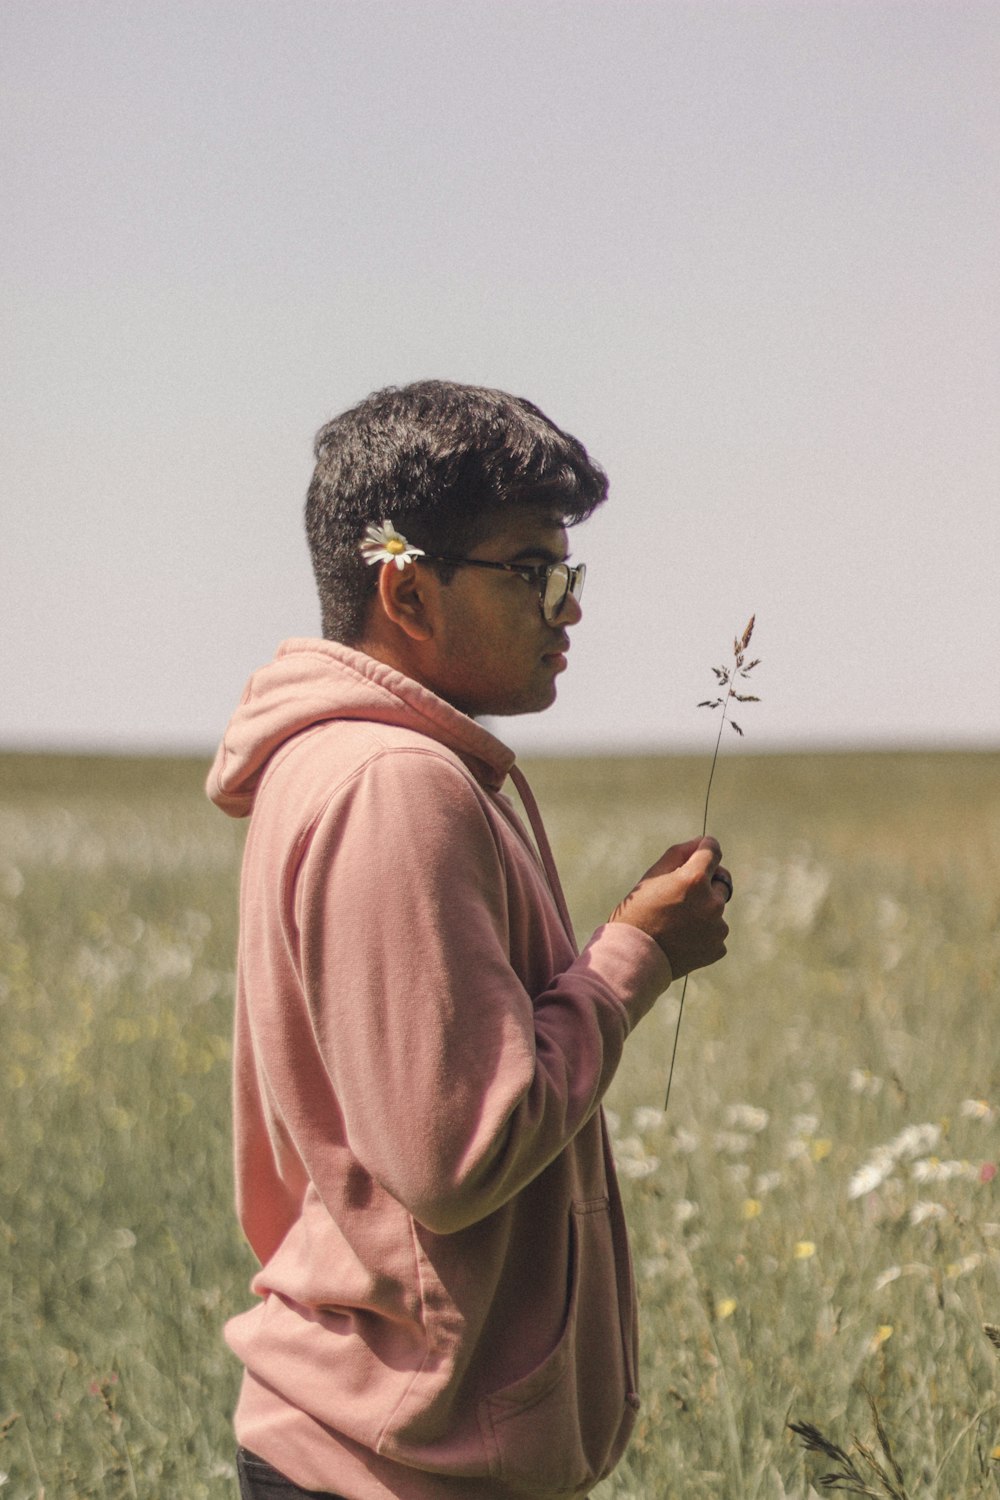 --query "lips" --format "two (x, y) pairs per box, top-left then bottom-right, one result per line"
(542, 637), (571, 670)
